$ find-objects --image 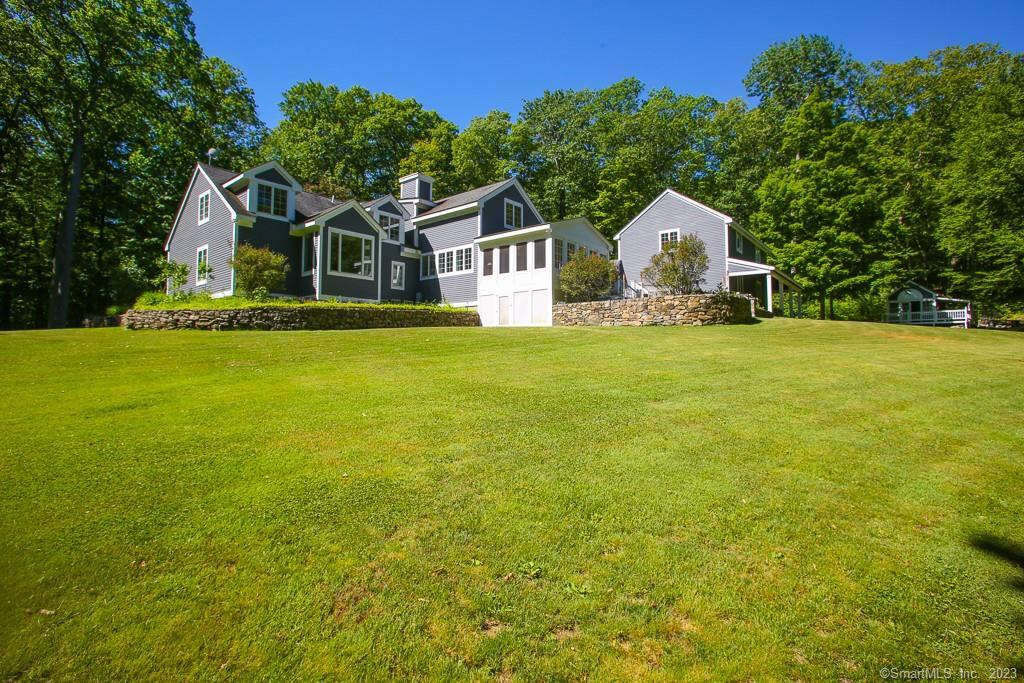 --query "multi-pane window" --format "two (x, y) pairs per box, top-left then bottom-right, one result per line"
(567, 242), (577, 261)
(301, 233), (315, 274)
(659, 230), (679, 249)
(196, 245), (209, 285)
(755, 248), (762, 263)
(734, 232), (744, 254)
(534, 239), (546, 269)
(379, 213), (401, 241)
(554, 239), (564, 268)
(437, 251), (454, 275)
(483, 248), (494, 276)
(257, 184), (288, 217)
(504, 199), (524, 229)
(328, 230), (373, 277)
(516, 242), (528, 271)
(423, 246), (473, 277)
(198, 191), (210, 224)
(391, 262), (405, 289)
